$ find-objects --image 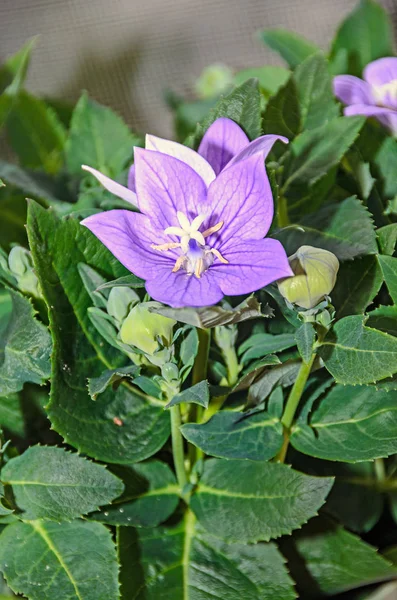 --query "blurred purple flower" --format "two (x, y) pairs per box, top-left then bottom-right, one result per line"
(333, 57), (397, 134)
(81, 118), (292, 308)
